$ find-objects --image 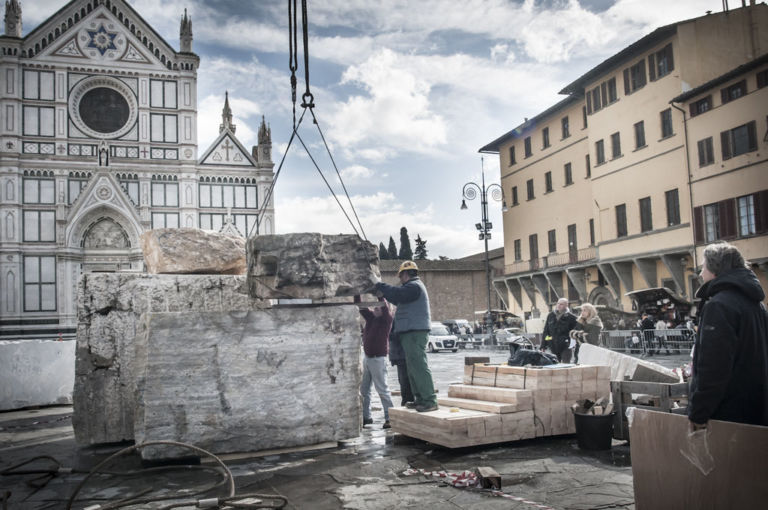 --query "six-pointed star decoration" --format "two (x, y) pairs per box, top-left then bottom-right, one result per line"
(86, 25), (118, 56)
